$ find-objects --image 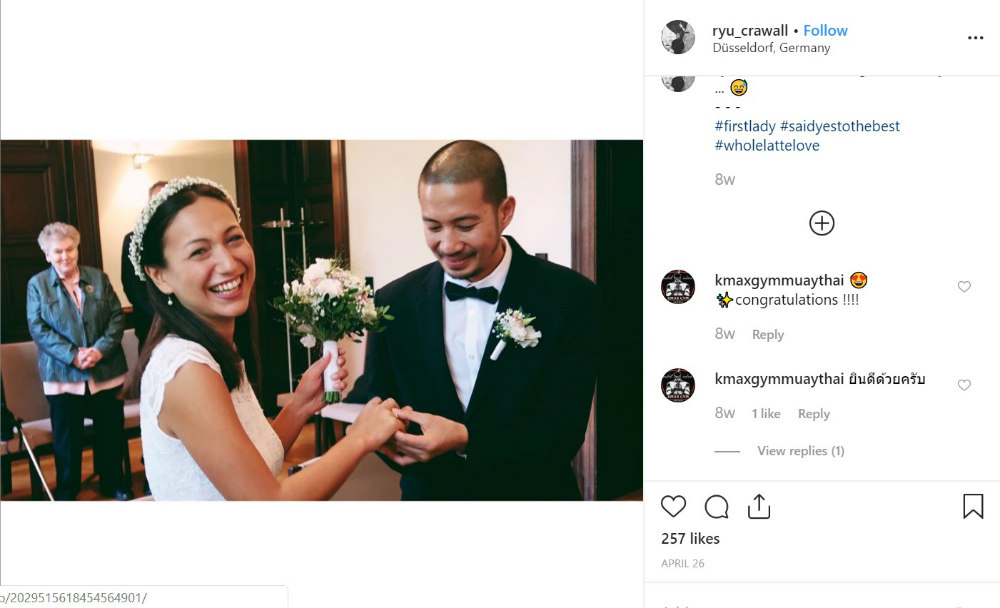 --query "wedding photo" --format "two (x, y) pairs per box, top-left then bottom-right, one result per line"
(0, 139), (641, 502)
